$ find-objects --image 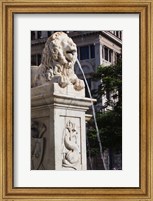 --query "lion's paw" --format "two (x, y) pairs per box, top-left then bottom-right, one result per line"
(58, 75), (69, 88)
(74, 79), (85, 91)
